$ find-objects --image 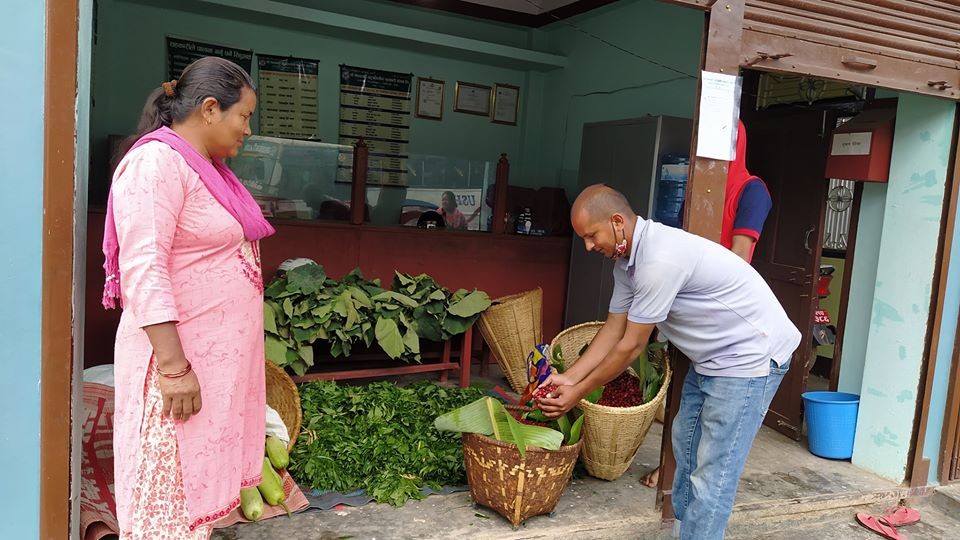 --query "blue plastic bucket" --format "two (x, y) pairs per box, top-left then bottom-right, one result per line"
(802, 391), (859, 459)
